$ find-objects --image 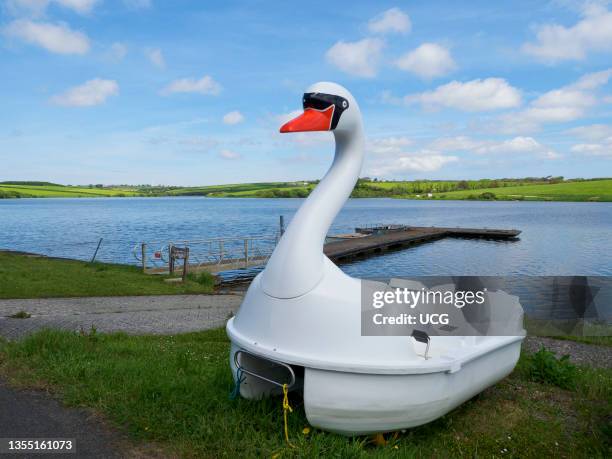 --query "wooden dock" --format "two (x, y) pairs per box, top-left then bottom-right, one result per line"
(146, 225), (520, 281)
(324, 226), (520, 263)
